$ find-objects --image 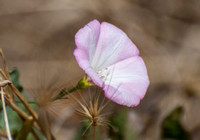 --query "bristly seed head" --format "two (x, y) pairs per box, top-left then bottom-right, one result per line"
(69, 87), (110, 134)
